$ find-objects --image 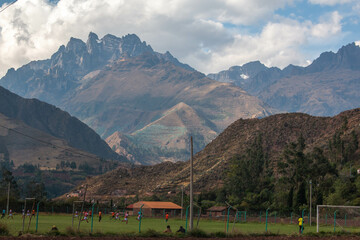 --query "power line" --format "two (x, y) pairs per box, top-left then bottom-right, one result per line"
(0, 0), (18, 14)
(0, 123), (102, 161)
